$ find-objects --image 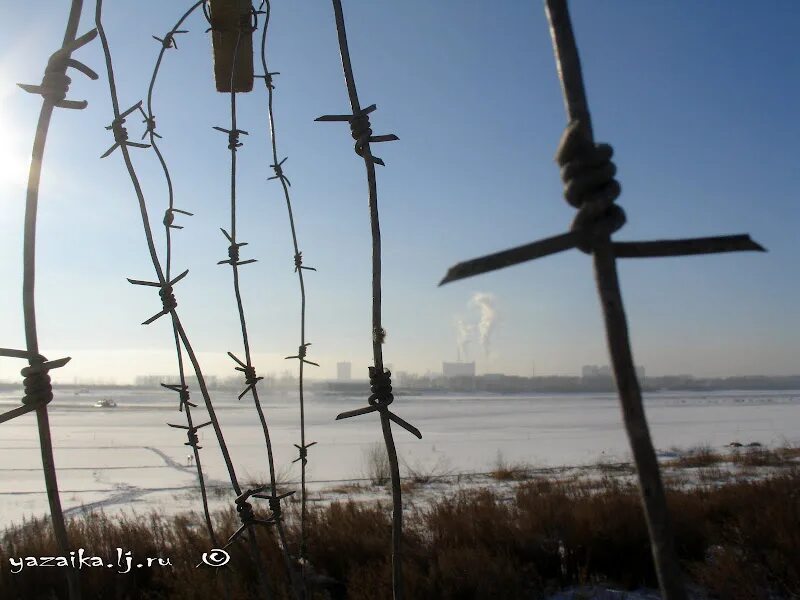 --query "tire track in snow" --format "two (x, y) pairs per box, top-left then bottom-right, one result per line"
(57, 446), (227, 517)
